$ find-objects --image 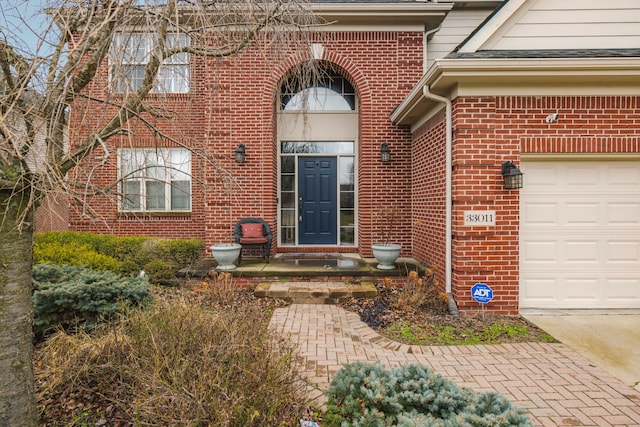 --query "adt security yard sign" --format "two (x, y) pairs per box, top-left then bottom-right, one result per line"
(471, 283), (493, 319)
(471, 283), (493, 304)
